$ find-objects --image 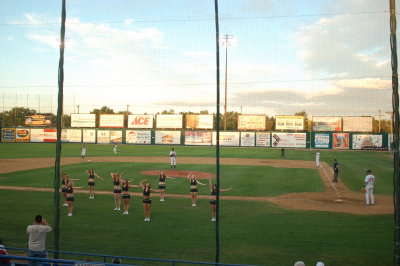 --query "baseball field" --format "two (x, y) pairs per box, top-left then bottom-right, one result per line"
(0, 143), (393, 265)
